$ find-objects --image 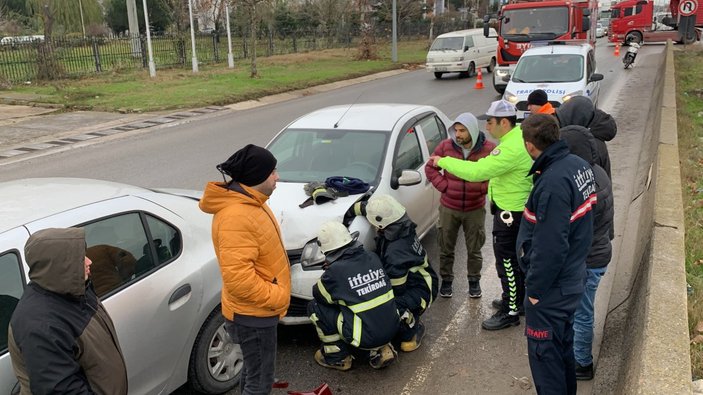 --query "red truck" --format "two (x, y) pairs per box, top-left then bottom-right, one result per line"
(608, 0), (703, 44)
(483, 0), (598, 94)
